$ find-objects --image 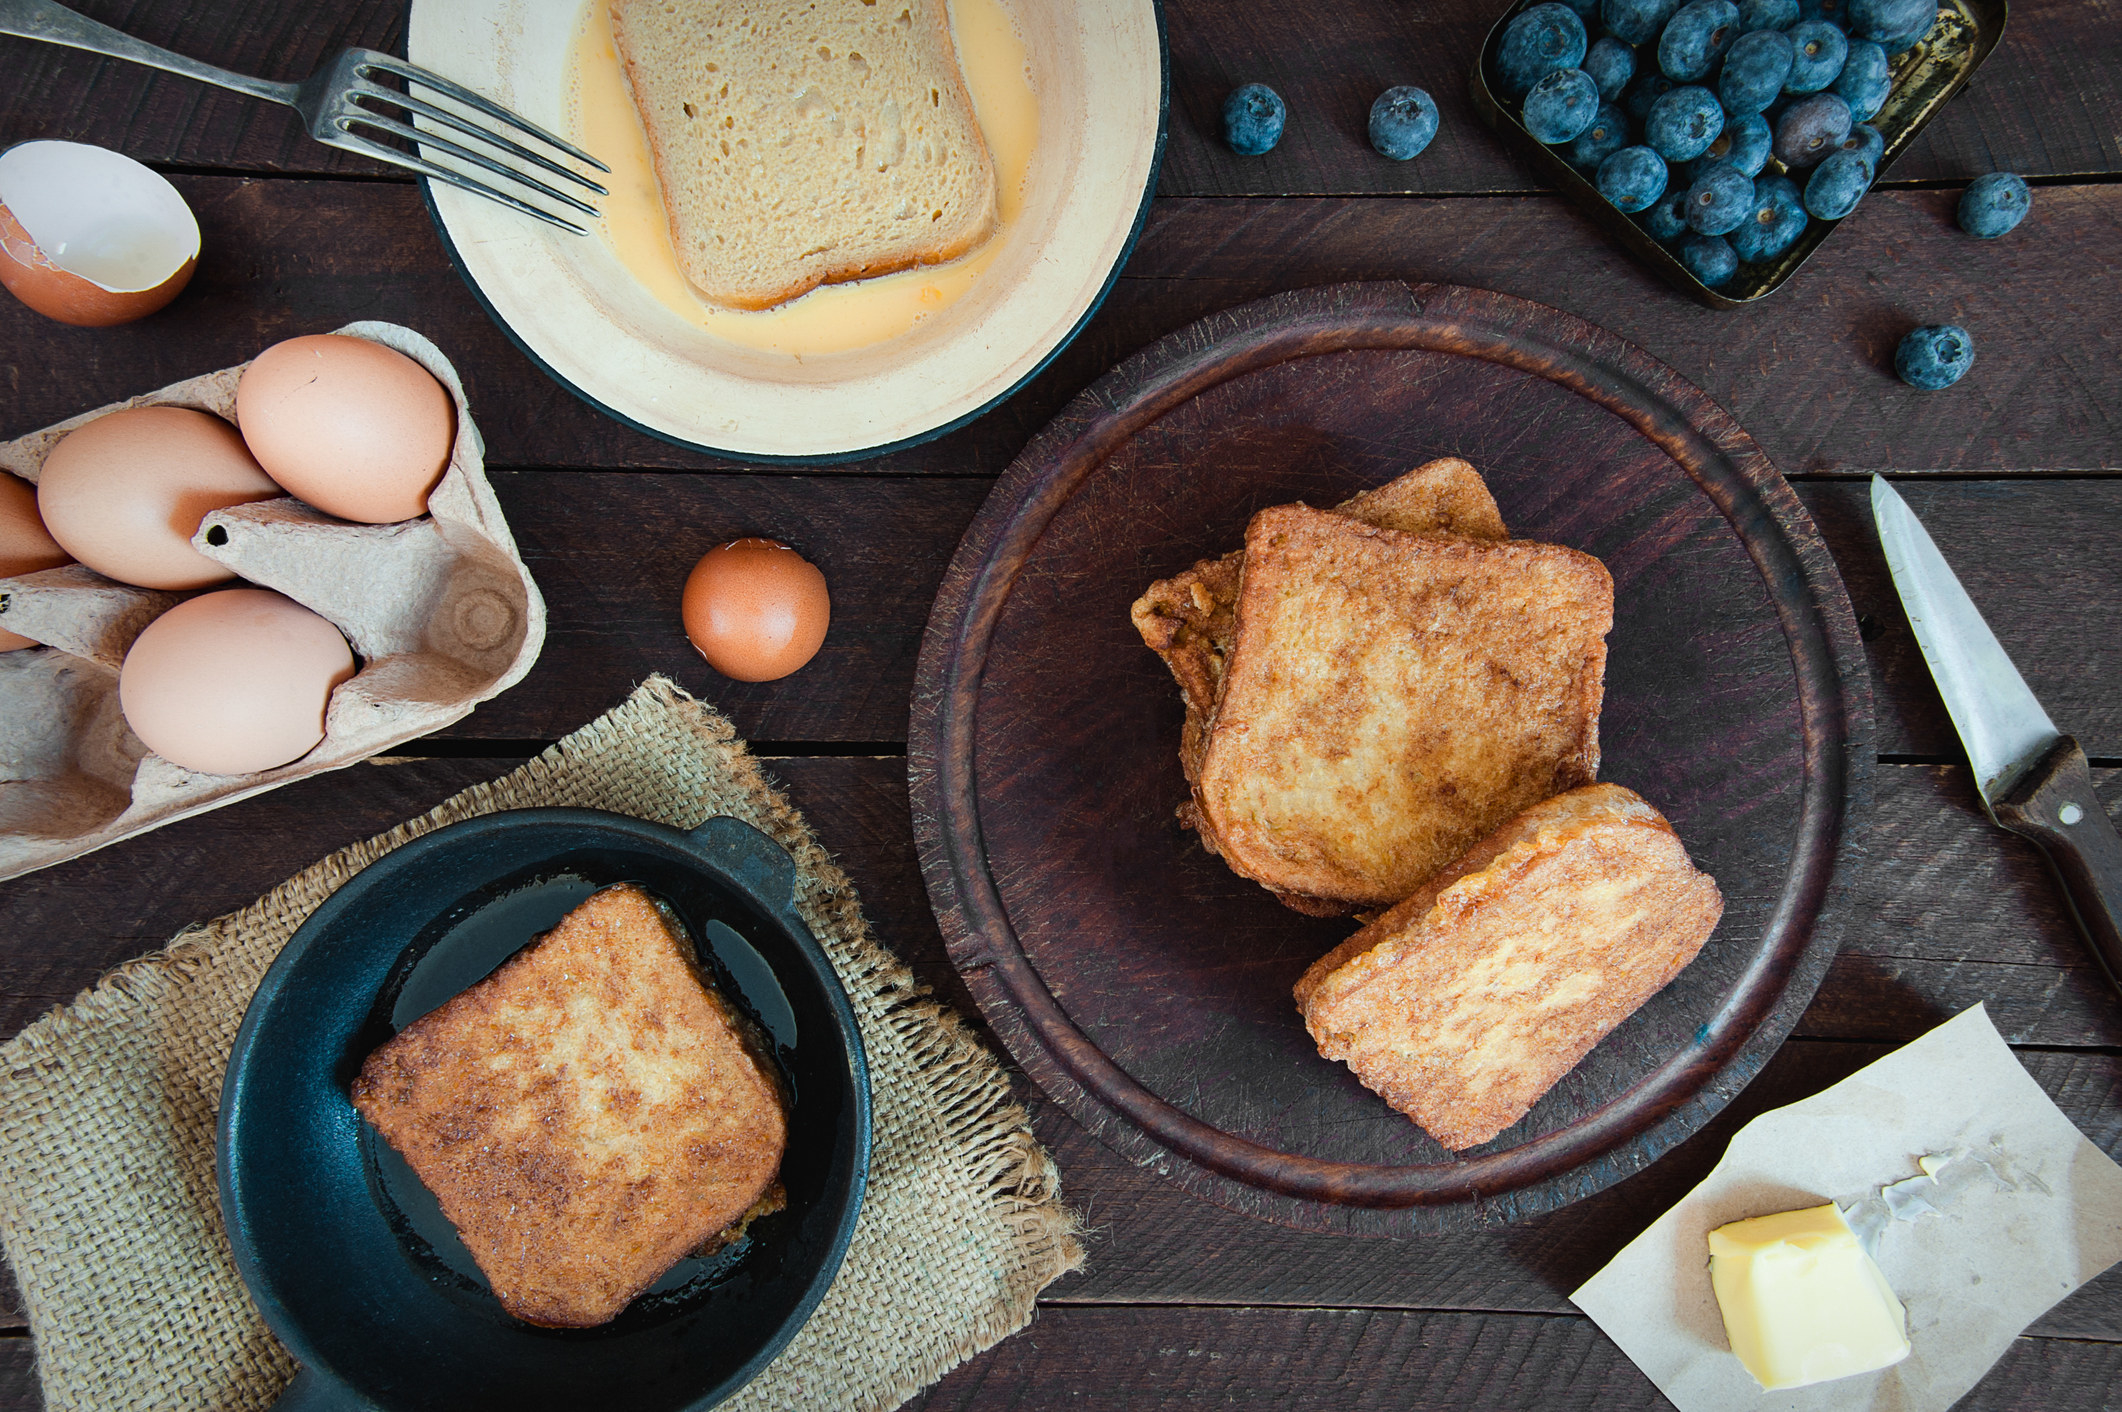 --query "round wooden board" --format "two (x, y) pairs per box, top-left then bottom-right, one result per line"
(909, 282), (1874, 1235)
